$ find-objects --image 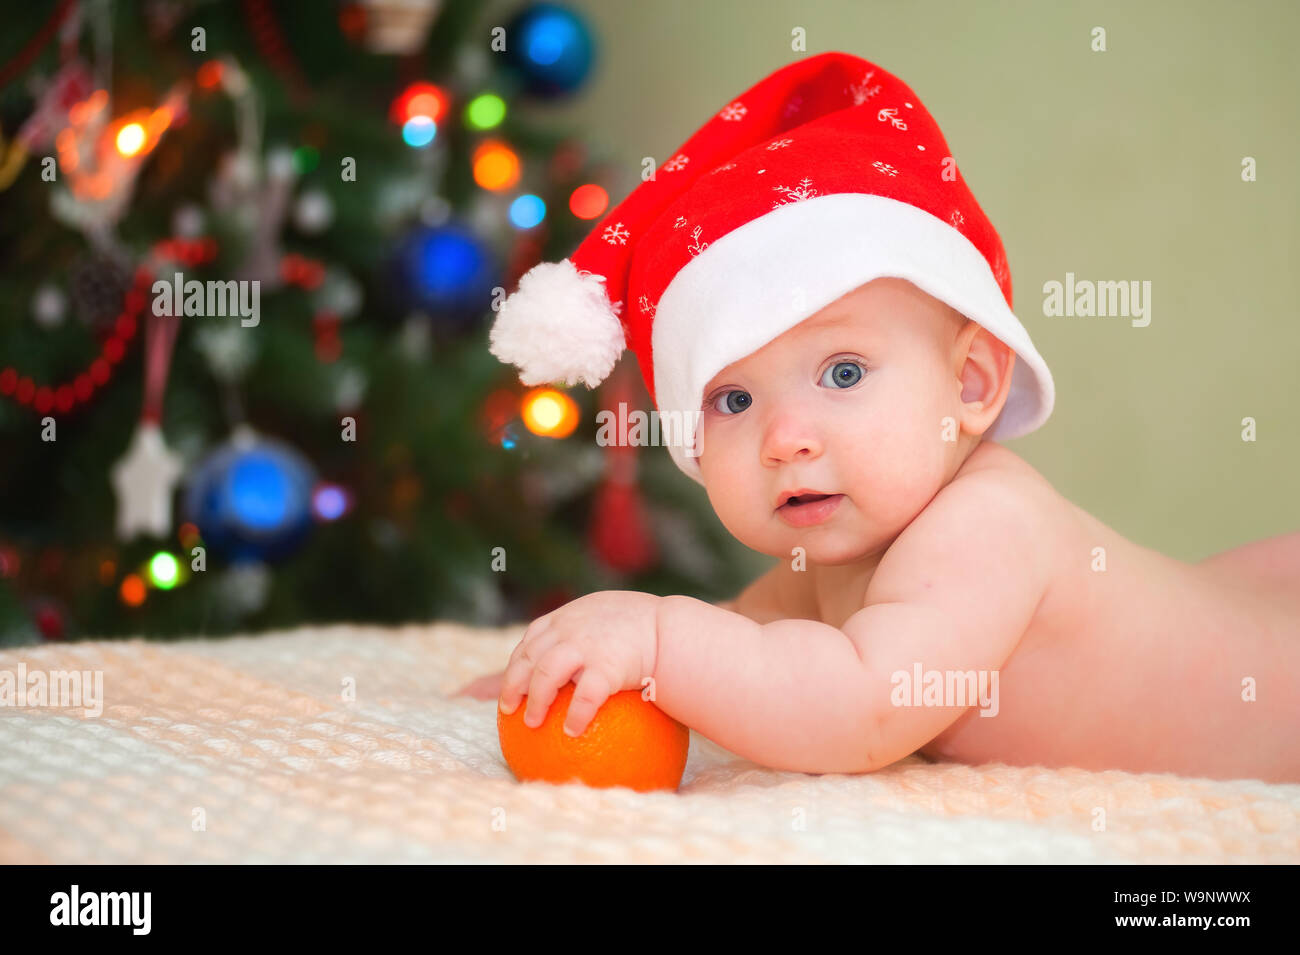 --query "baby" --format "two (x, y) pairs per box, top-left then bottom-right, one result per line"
(461, 52), (1300, 784)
